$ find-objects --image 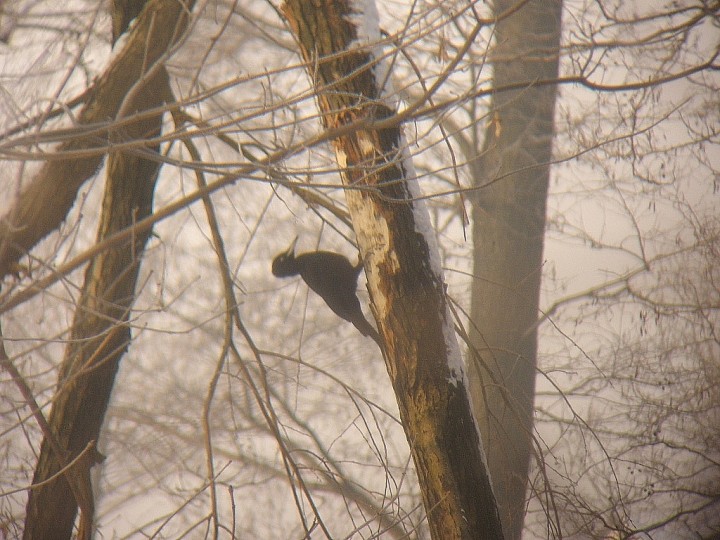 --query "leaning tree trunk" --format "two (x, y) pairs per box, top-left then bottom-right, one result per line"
(0, 0), (190, 280)
(281, 1), (504, 538)
(23, 94), (163, 538)
(21, 2), (192, 537)
(468, 1), (562, 539)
